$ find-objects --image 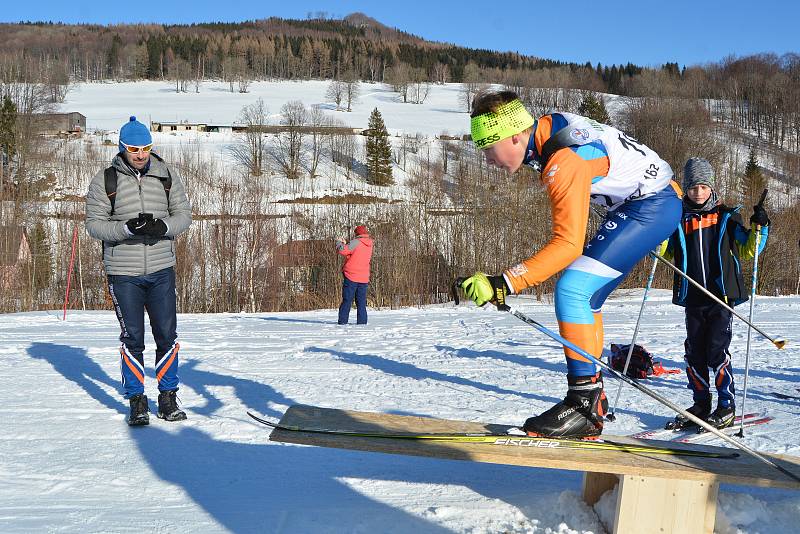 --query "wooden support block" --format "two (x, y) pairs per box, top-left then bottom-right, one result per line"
(613, 475), (718, 534)
(582, 471), (619, 506)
